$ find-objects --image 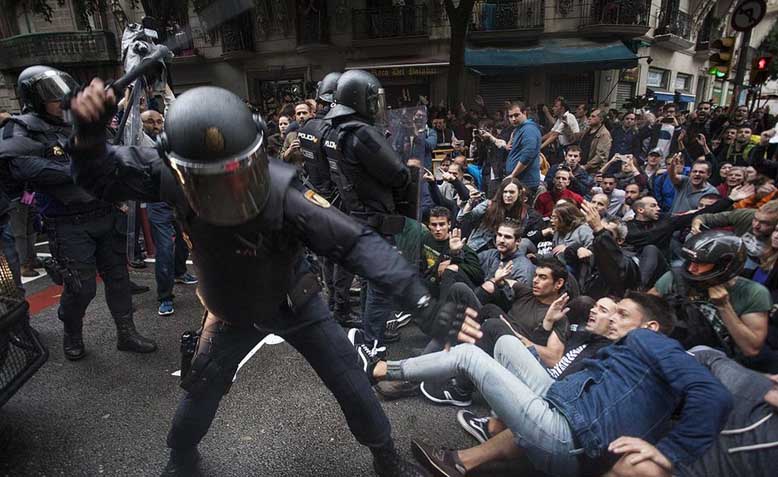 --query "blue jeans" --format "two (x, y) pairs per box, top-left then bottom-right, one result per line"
(147, 202), (176, 302)
(1, 221), (22, 290)
(363, 279), (395, 345)
(388, 337), (581, 476)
